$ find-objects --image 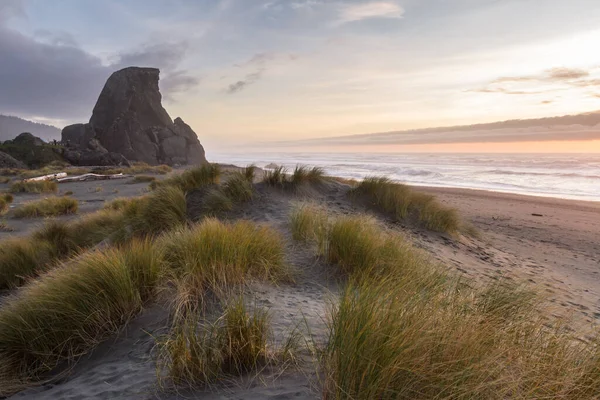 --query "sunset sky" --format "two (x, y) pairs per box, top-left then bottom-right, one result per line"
(1, 0), (600, 151)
